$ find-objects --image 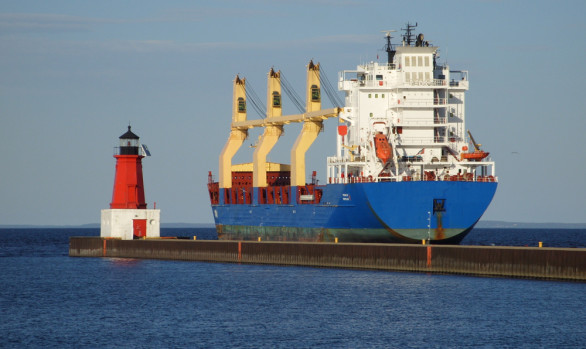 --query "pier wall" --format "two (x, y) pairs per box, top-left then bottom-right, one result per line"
(69, 237), (586, 281)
